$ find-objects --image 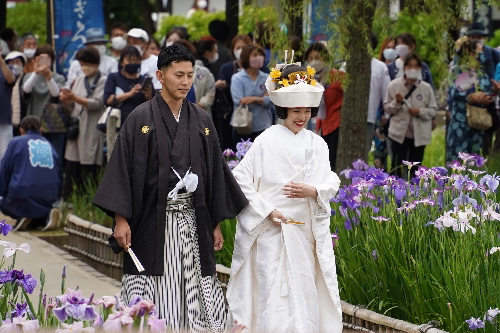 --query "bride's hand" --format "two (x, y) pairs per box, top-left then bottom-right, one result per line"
(283, 182), (318, 199)
(267, 209), (287, 226)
